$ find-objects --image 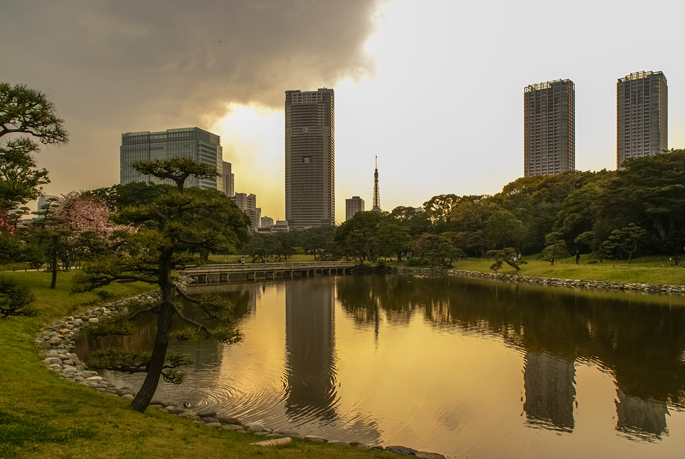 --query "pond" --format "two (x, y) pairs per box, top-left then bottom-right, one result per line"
(76, 275), (685, 458)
